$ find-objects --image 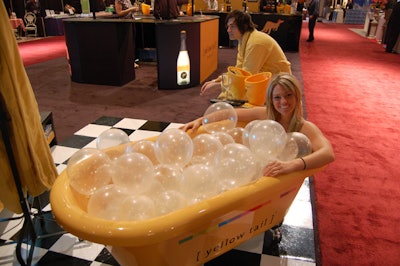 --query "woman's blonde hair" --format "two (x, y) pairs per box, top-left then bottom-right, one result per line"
(265, 73), (304, 132)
